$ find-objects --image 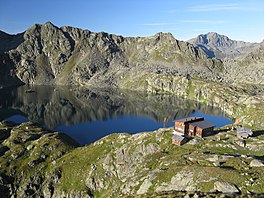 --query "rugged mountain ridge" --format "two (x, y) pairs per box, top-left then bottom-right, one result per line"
(1, 22), (264, 89)
(188, 32), (259, 60)
(0, 22), (221, 88)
